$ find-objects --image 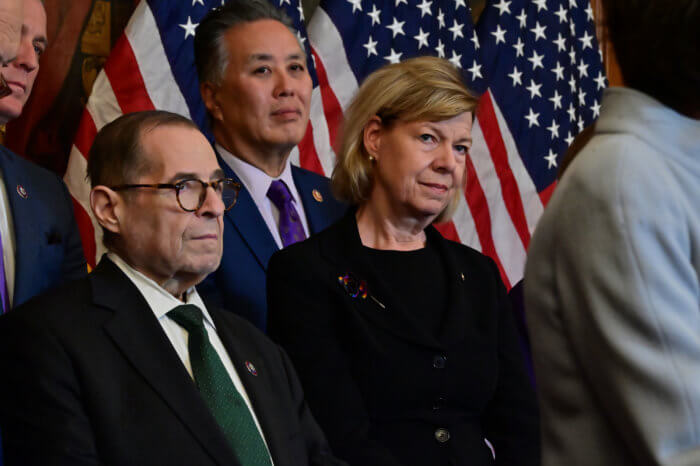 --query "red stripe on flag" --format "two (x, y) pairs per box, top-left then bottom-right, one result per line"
(72, 198), (97, 270)
(73, 110), (97, 160)
(477, 92), (531, 251)
(539, 180), (556, 206)
(464, 156), (511, 289)
(433, 220), (460, 242)
(103, 35), (155, 113)
(310, 47), (343, 151)
(298, 123), (325, 176)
